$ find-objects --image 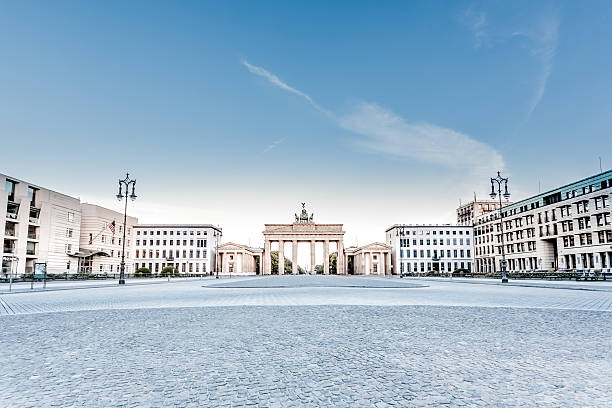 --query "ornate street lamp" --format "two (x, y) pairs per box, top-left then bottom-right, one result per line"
(214, 229), (221, 279)
(396, 225), (406, 277)
(490, 171), (510, 283)
(116, 173), (137, 285)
